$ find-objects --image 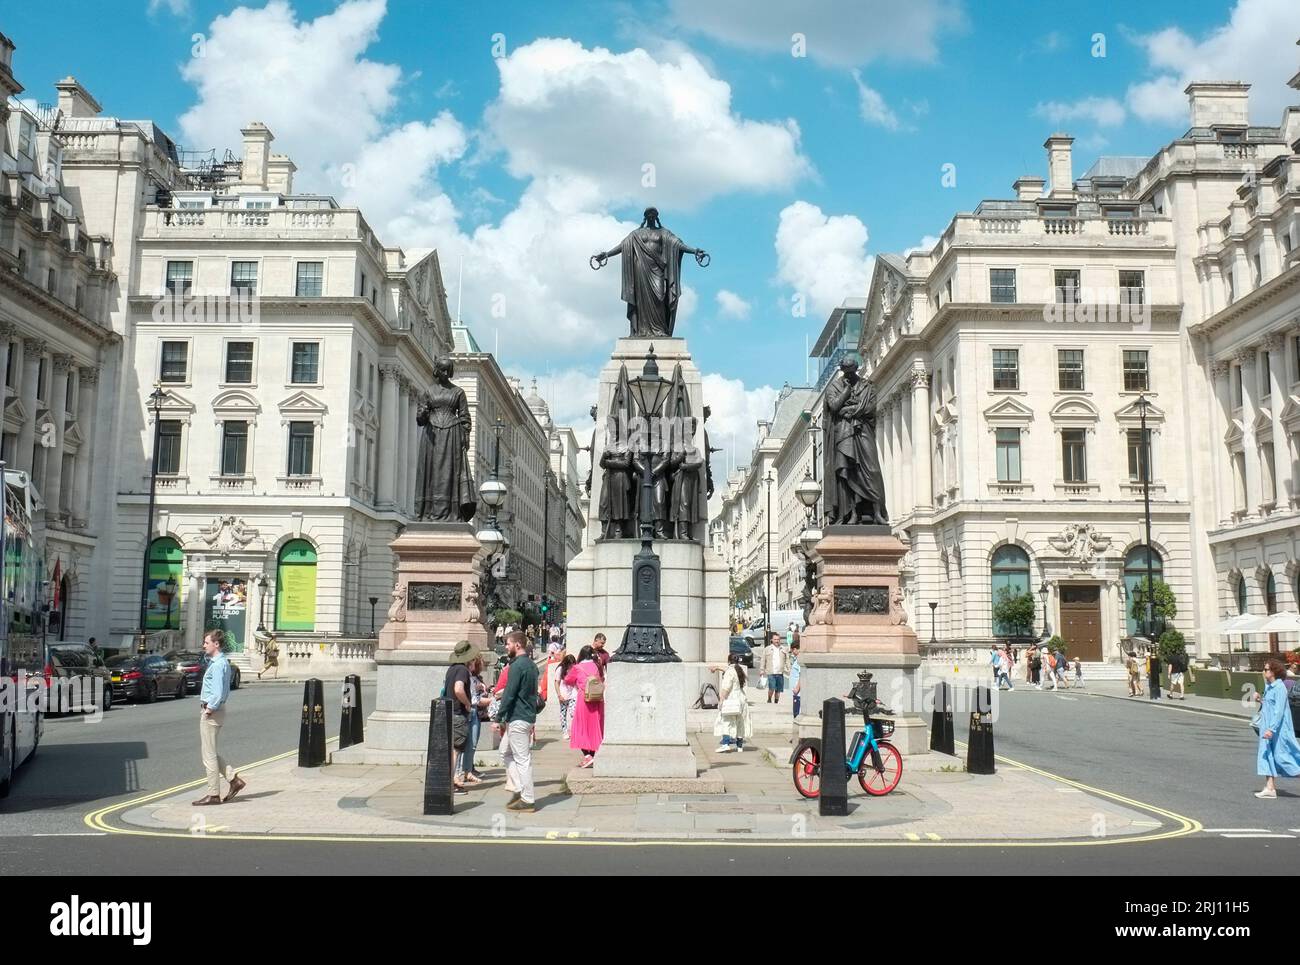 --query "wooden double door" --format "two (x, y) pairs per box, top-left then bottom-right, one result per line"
(1059, 584), (1103, 662)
